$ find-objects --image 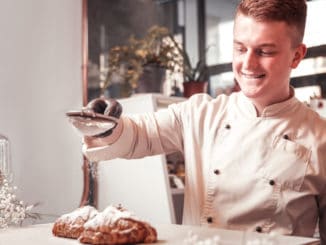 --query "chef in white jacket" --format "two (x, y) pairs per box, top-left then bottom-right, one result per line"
(79, 0), (326, 243)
